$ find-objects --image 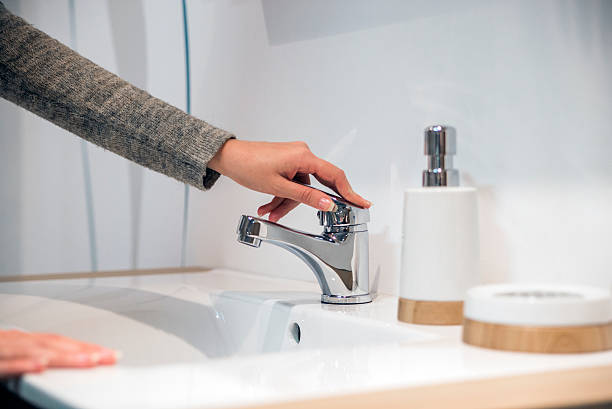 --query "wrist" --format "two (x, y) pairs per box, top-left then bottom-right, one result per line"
(208, 138), (238, 175)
